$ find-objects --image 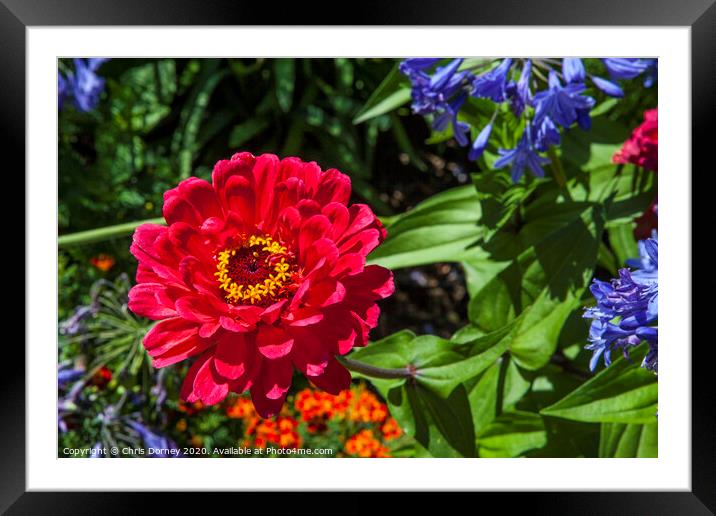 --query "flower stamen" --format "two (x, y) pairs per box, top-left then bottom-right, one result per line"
(214, 234), (296, 306)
